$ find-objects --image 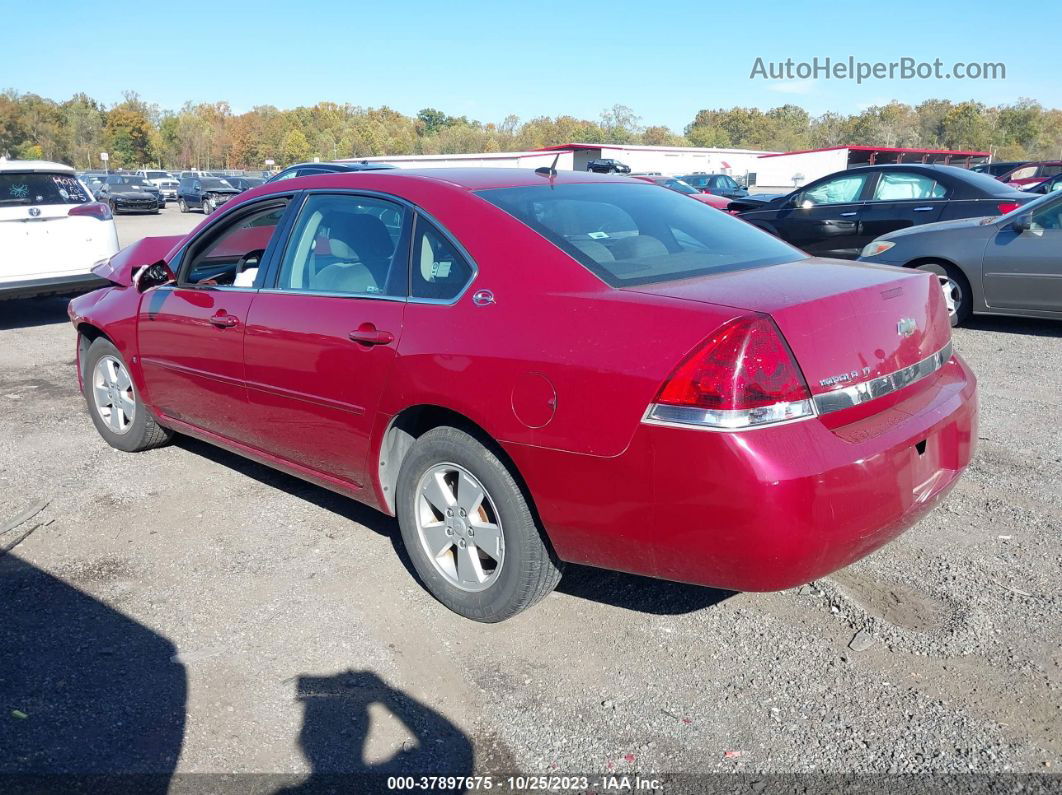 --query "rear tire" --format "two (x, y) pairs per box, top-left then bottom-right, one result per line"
(916, 262), (972, 327)
(82, 337), (173, 453)
(396, 426), (563, 622)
